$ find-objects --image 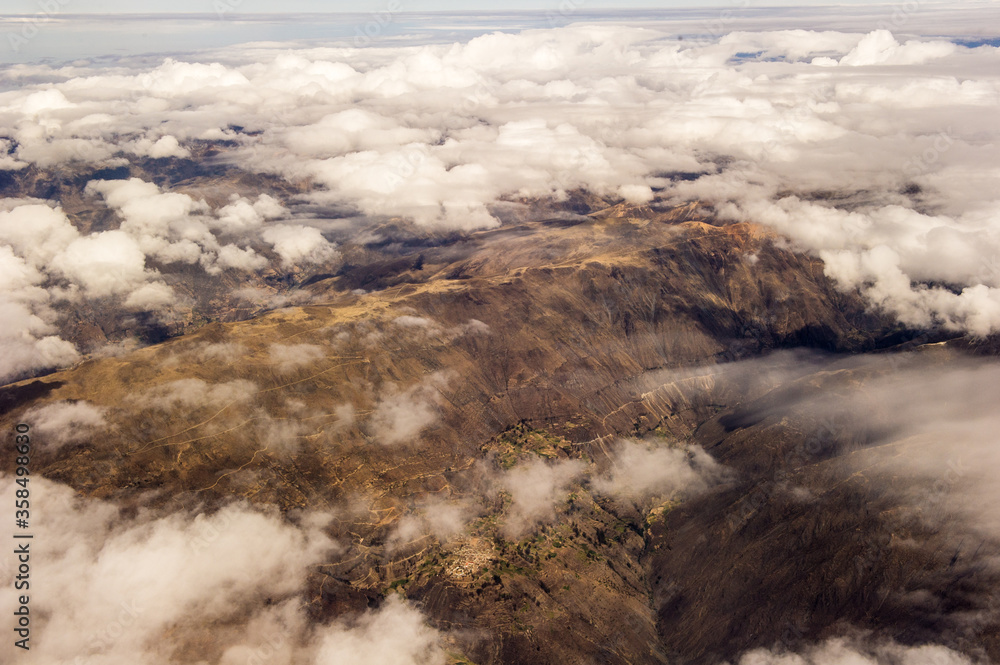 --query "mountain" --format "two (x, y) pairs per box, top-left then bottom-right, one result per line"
(4, 199), (996, 664)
